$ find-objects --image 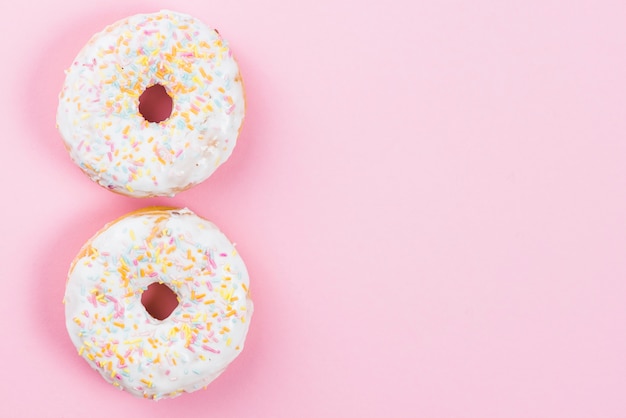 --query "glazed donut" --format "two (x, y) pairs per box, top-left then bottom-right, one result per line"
(64, 207), (253, 399)
(57, 10), (245, 197)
